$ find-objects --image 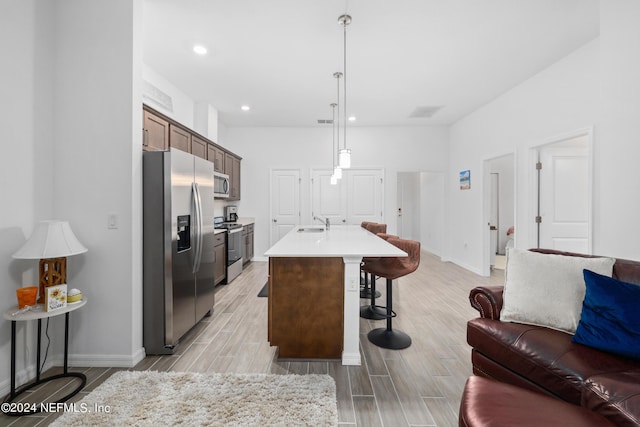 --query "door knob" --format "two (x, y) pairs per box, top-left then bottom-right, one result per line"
(273, 219), (277, 223)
